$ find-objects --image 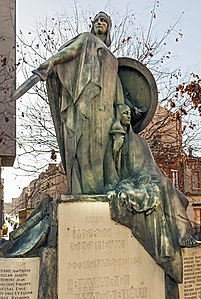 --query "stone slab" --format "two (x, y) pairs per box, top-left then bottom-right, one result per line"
(179, 247), (201, 299)
(58, 201), (165, 298)
(0, 257), (40, 299)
